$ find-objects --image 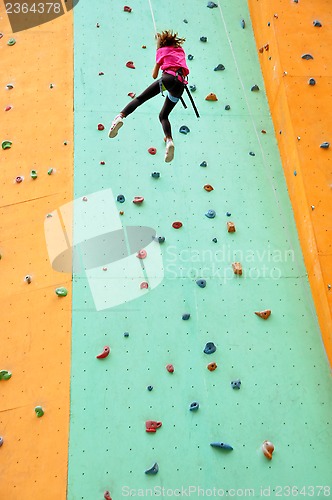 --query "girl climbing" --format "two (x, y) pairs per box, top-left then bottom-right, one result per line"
(108, 30), (190, 163)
